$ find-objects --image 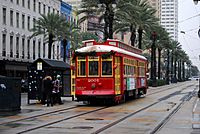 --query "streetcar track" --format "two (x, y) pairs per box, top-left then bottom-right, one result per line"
(2, 82), (189, 126)
(150, 88), (196, 134)
(0, 105), (79, 125)
(91, 84), (197, 134)
(17, 106), (109, 134)
(147, 83), (195, 96)
(1, 82), (197, 134)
